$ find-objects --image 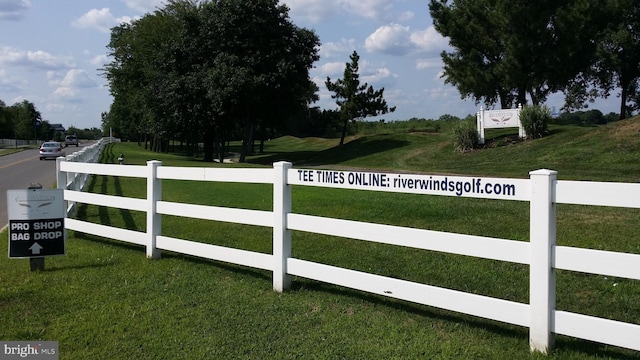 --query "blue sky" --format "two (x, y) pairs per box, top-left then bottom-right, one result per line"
(0, 0), (619, 131)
